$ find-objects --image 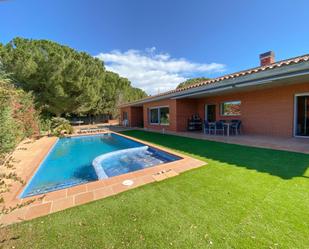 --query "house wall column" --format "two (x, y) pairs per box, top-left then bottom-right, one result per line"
(120, 106), (143, 127)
